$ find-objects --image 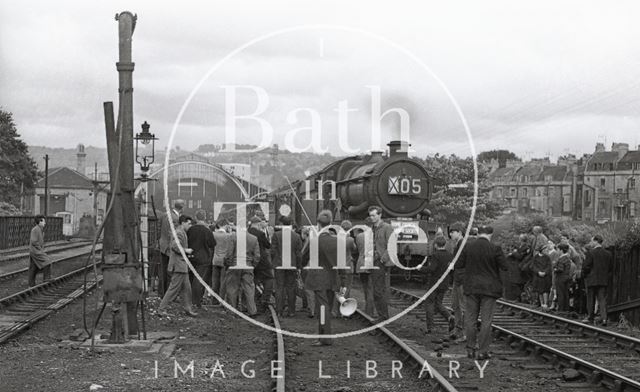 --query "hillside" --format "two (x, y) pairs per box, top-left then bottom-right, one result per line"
(26, 144), (341, 189)
(28, 145), (108, 174)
